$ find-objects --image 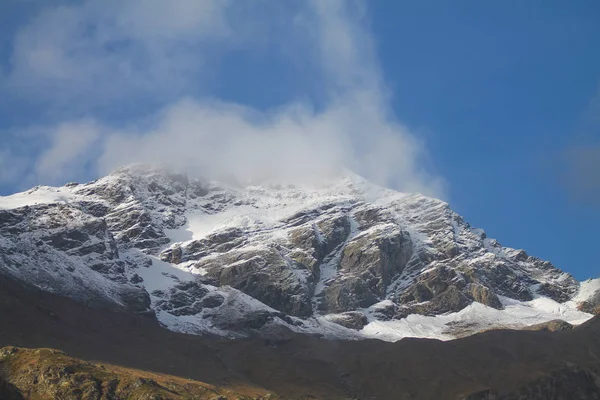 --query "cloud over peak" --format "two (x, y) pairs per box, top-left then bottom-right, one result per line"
(1, 0), (445, 198)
